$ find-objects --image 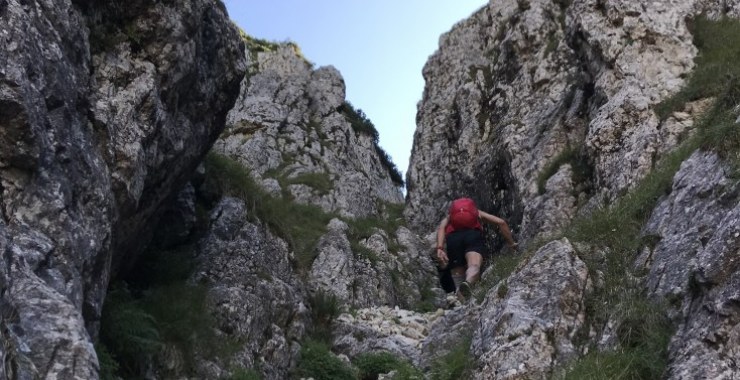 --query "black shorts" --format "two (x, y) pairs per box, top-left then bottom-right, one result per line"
(445, 229), (487, 269)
